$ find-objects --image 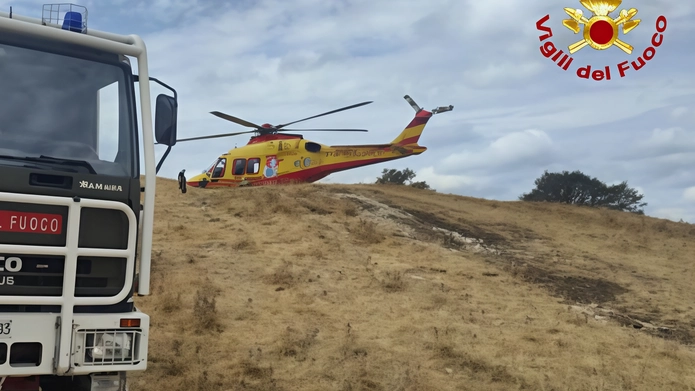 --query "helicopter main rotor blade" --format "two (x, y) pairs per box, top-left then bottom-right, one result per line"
(275, 101), (373, 129)
(278, 128), (369, 132)
(210, 111), (264, 129)
(175, 130), (257, 143)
